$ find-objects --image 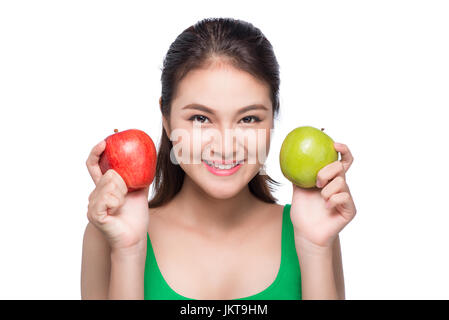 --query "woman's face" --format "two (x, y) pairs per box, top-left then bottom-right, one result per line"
(163, 60), (274, 200)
